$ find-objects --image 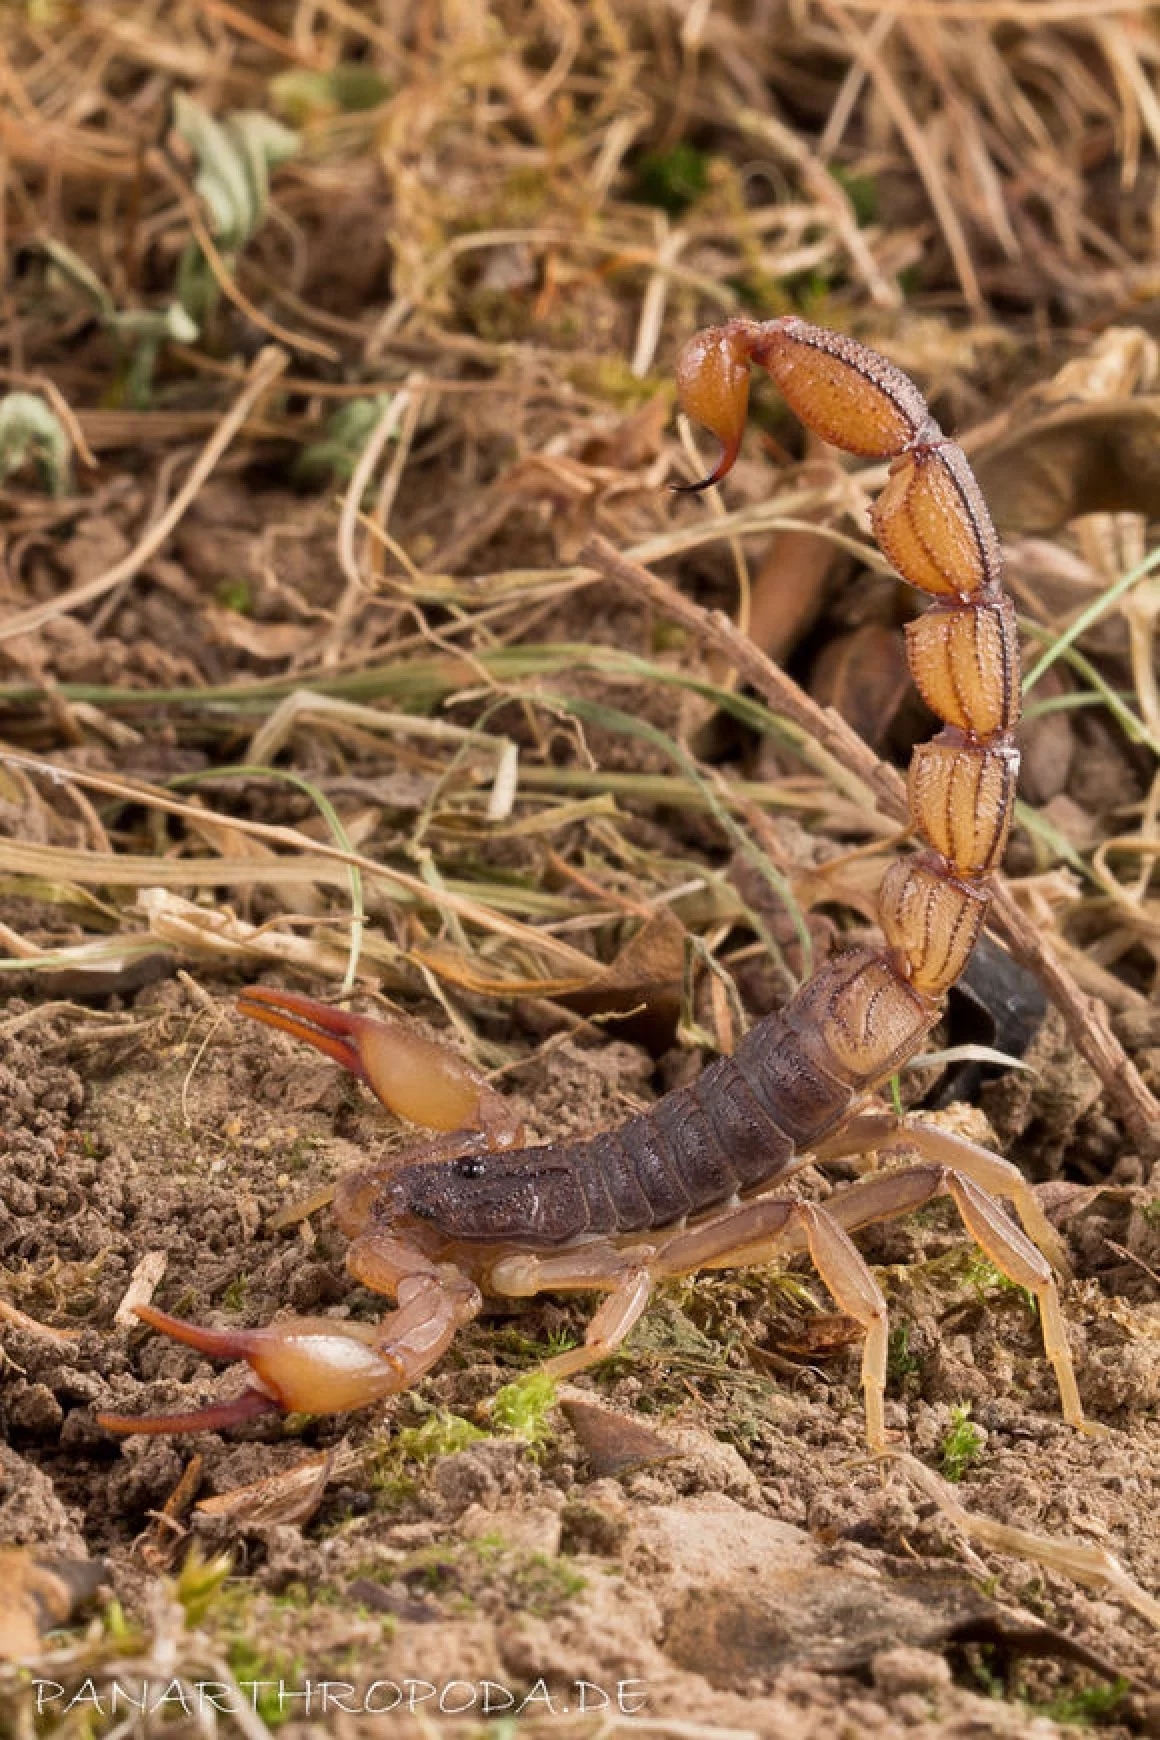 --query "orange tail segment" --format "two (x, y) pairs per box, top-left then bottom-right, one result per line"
(676, 316), (1018, 1094)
